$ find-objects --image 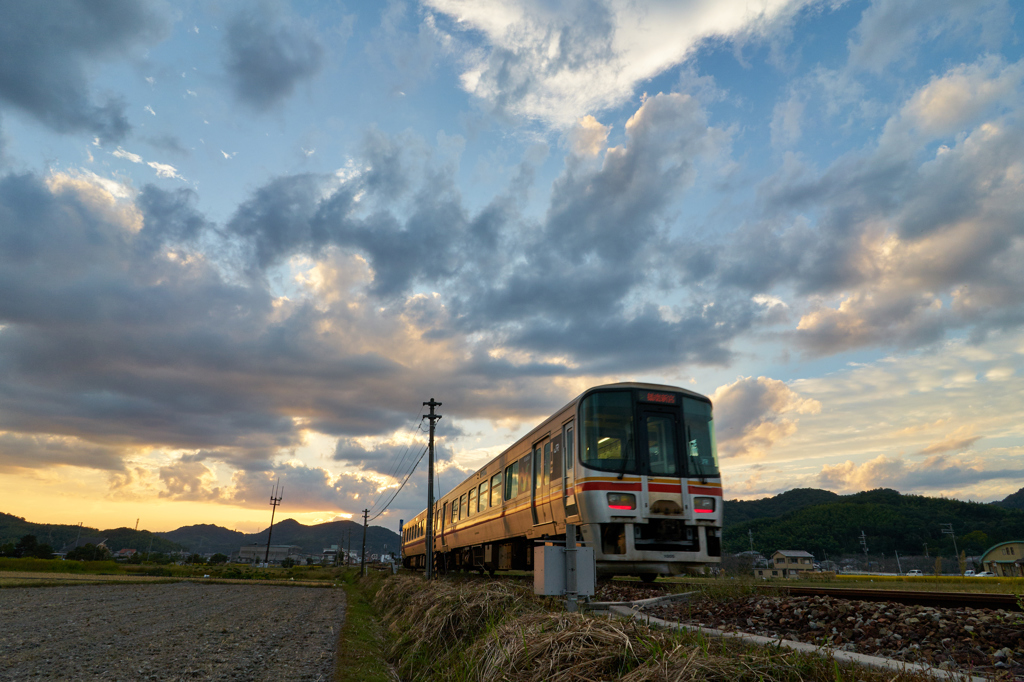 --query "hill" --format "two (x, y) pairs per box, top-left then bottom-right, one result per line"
(723, 488), (1024, 557)
(724, 488), (840, 526)
(0, 512), (184, 554)
(993, 487), (1024, 510)
(160, 518), (400, 557)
